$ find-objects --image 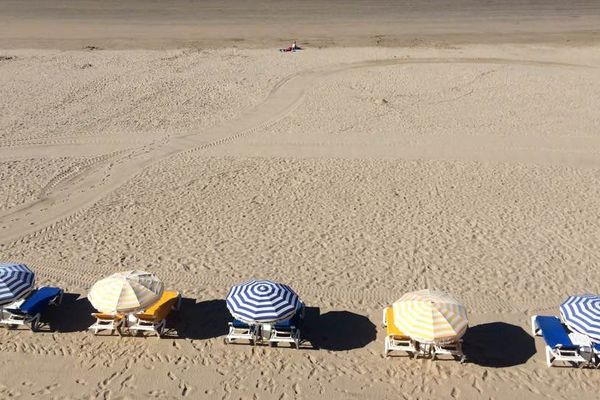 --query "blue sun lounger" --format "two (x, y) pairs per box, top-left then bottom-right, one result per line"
(531, 315), (592, 367)
(0, 287), (63, 331)
(267, 314), (302, 349)
(268, 305), (304, 349)
(225, 320), (258, 345)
